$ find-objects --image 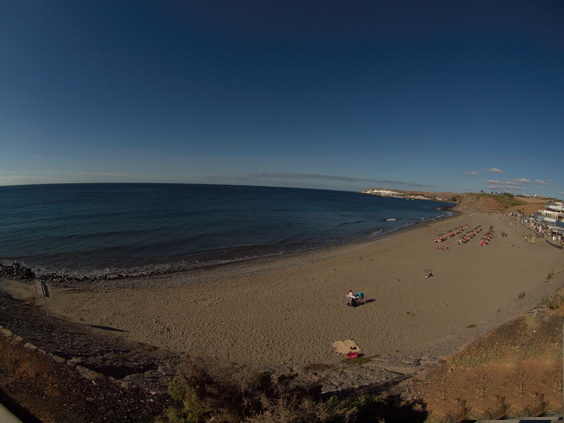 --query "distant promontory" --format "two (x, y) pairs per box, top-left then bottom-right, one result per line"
(362, 188), (460, 203)
(363, 188), (550, 215)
